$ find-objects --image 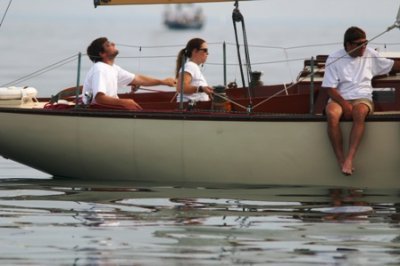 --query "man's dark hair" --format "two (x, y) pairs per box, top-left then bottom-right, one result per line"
(343, 27), (366, 48)
(87, 37), (108, 63)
